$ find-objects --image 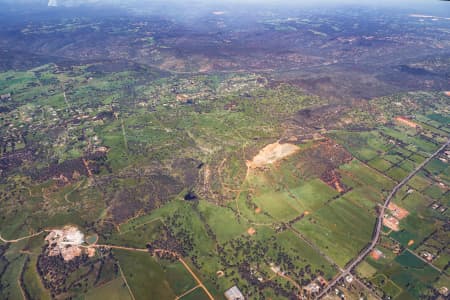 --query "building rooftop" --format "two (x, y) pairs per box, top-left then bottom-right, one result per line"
(224, 286), (244, 300)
